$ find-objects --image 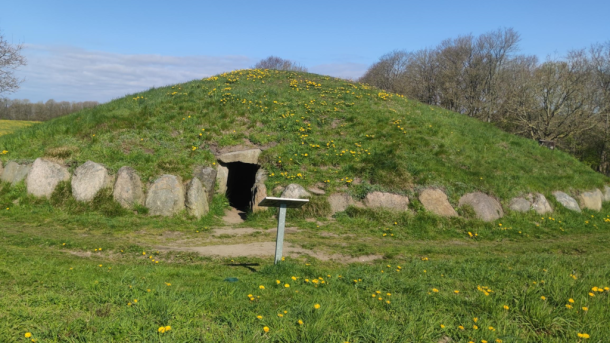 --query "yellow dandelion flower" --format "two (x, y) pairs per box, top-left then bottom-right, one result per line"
(314, 304), (320, 309)
(25, 333), (32, 338)
(263, 326), (270, 333)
